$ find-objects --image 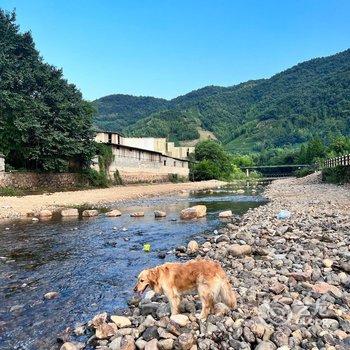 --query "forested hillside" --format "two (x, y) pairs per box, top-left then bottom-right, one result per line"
(94, 49), (350, 153)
